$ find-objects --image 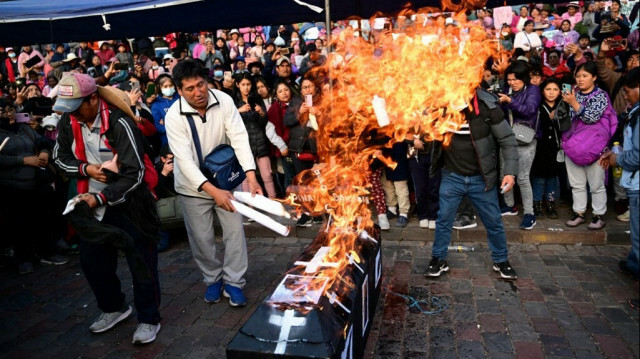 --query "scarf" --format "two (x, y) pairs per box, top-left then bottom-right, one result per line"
(71, 99), (111, 194)
(267, 100), (290, 157)
(4, 58), (15, 82)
